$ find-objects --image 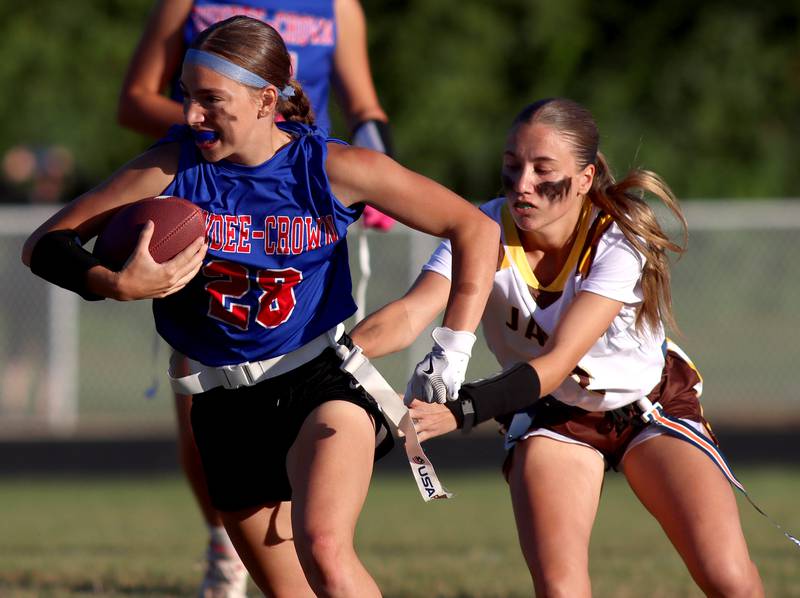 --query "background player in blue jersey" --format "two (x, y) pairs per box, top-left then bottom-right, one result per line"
(118, 0), (390, 143)
(118, 2), (394, 593)
(23, 16), (499, 598)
